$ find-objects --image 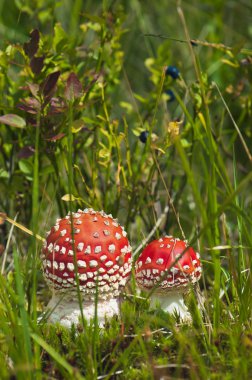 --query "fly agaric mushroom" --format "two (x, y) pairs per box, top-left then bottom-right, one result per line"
(135, 236), (201, 322)
(41, 208), (132, 328)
